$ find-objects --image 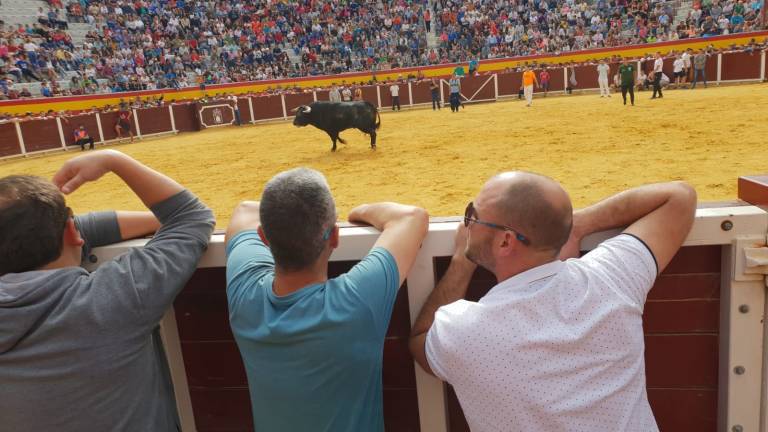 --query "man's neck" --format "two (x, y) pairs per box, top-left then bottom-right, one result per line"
(494, 256), (558, 284)
(272, 262), (329, 297)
